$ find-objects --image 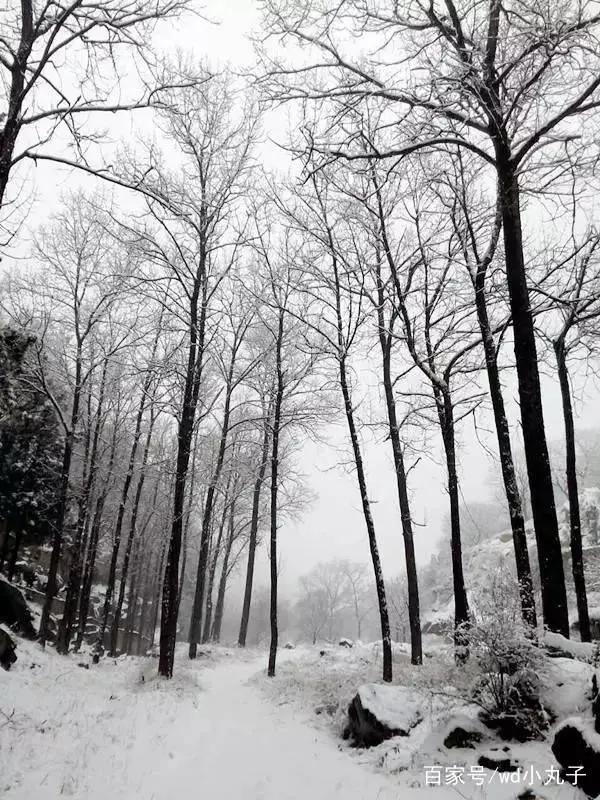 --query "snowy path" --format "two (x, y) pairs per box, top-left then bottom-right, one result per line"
(133, 658), (420, 800)
(3, 649), (435, 800)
